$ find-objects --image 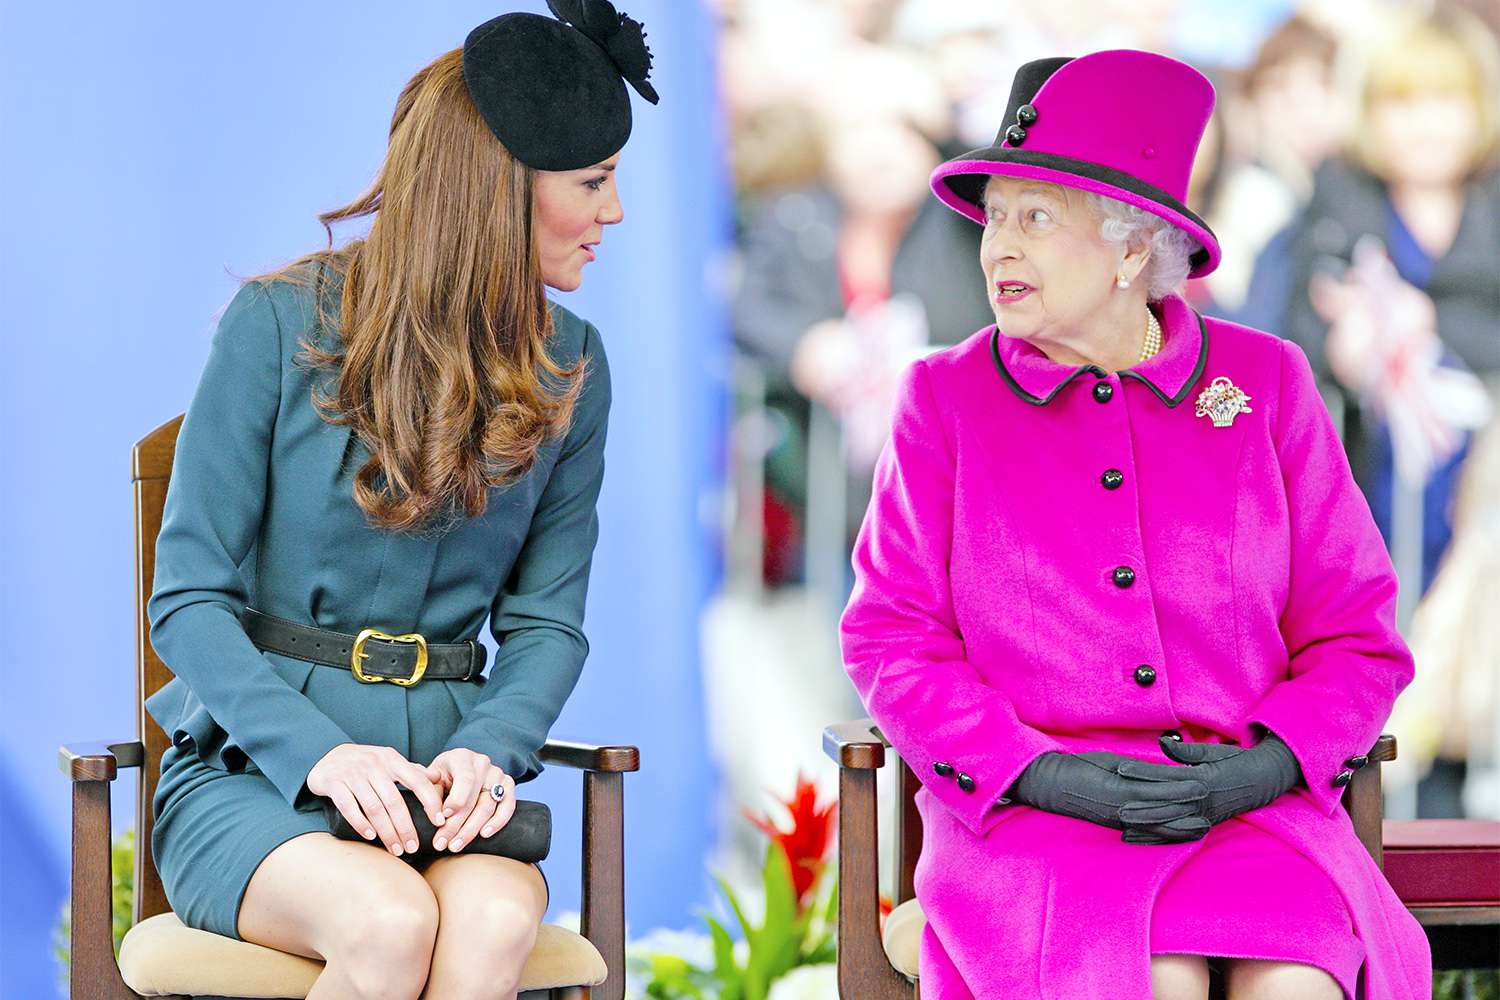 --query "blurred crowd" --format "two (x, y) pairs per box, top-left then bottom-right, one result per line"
(709, 0), (1500, 821)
